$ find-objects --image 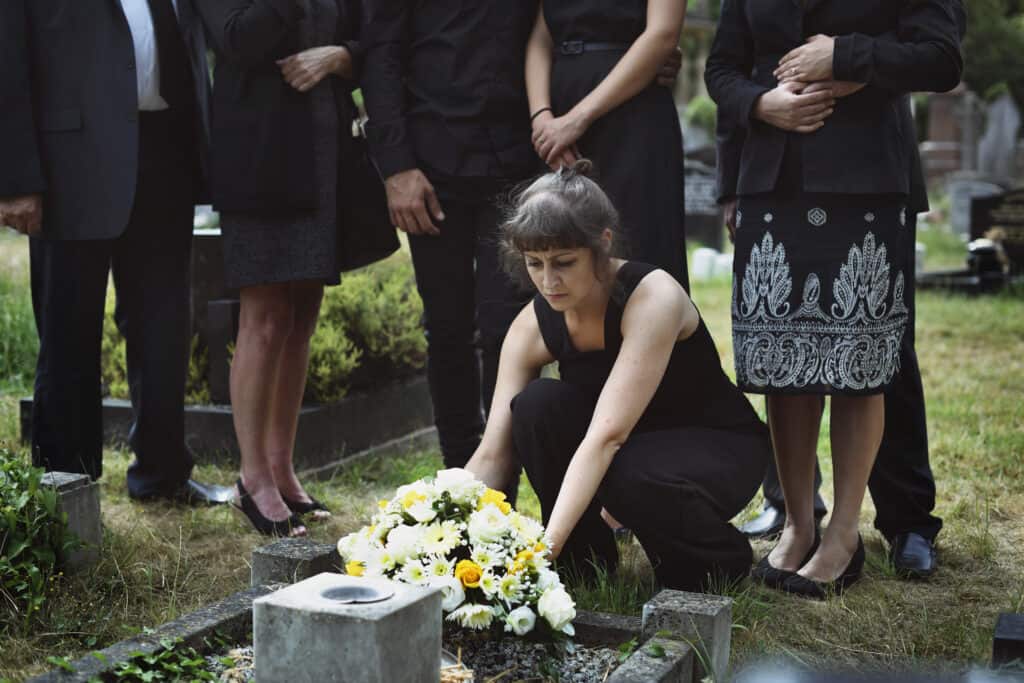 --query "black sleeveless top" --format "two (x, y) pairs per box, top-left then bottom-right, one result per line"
(533, 262), (767, 436)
